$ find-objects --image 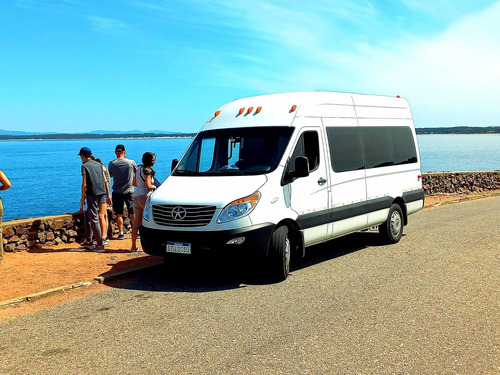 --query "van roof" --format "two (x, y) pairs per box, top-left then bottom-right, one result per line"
(203, 91), (411, 131)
